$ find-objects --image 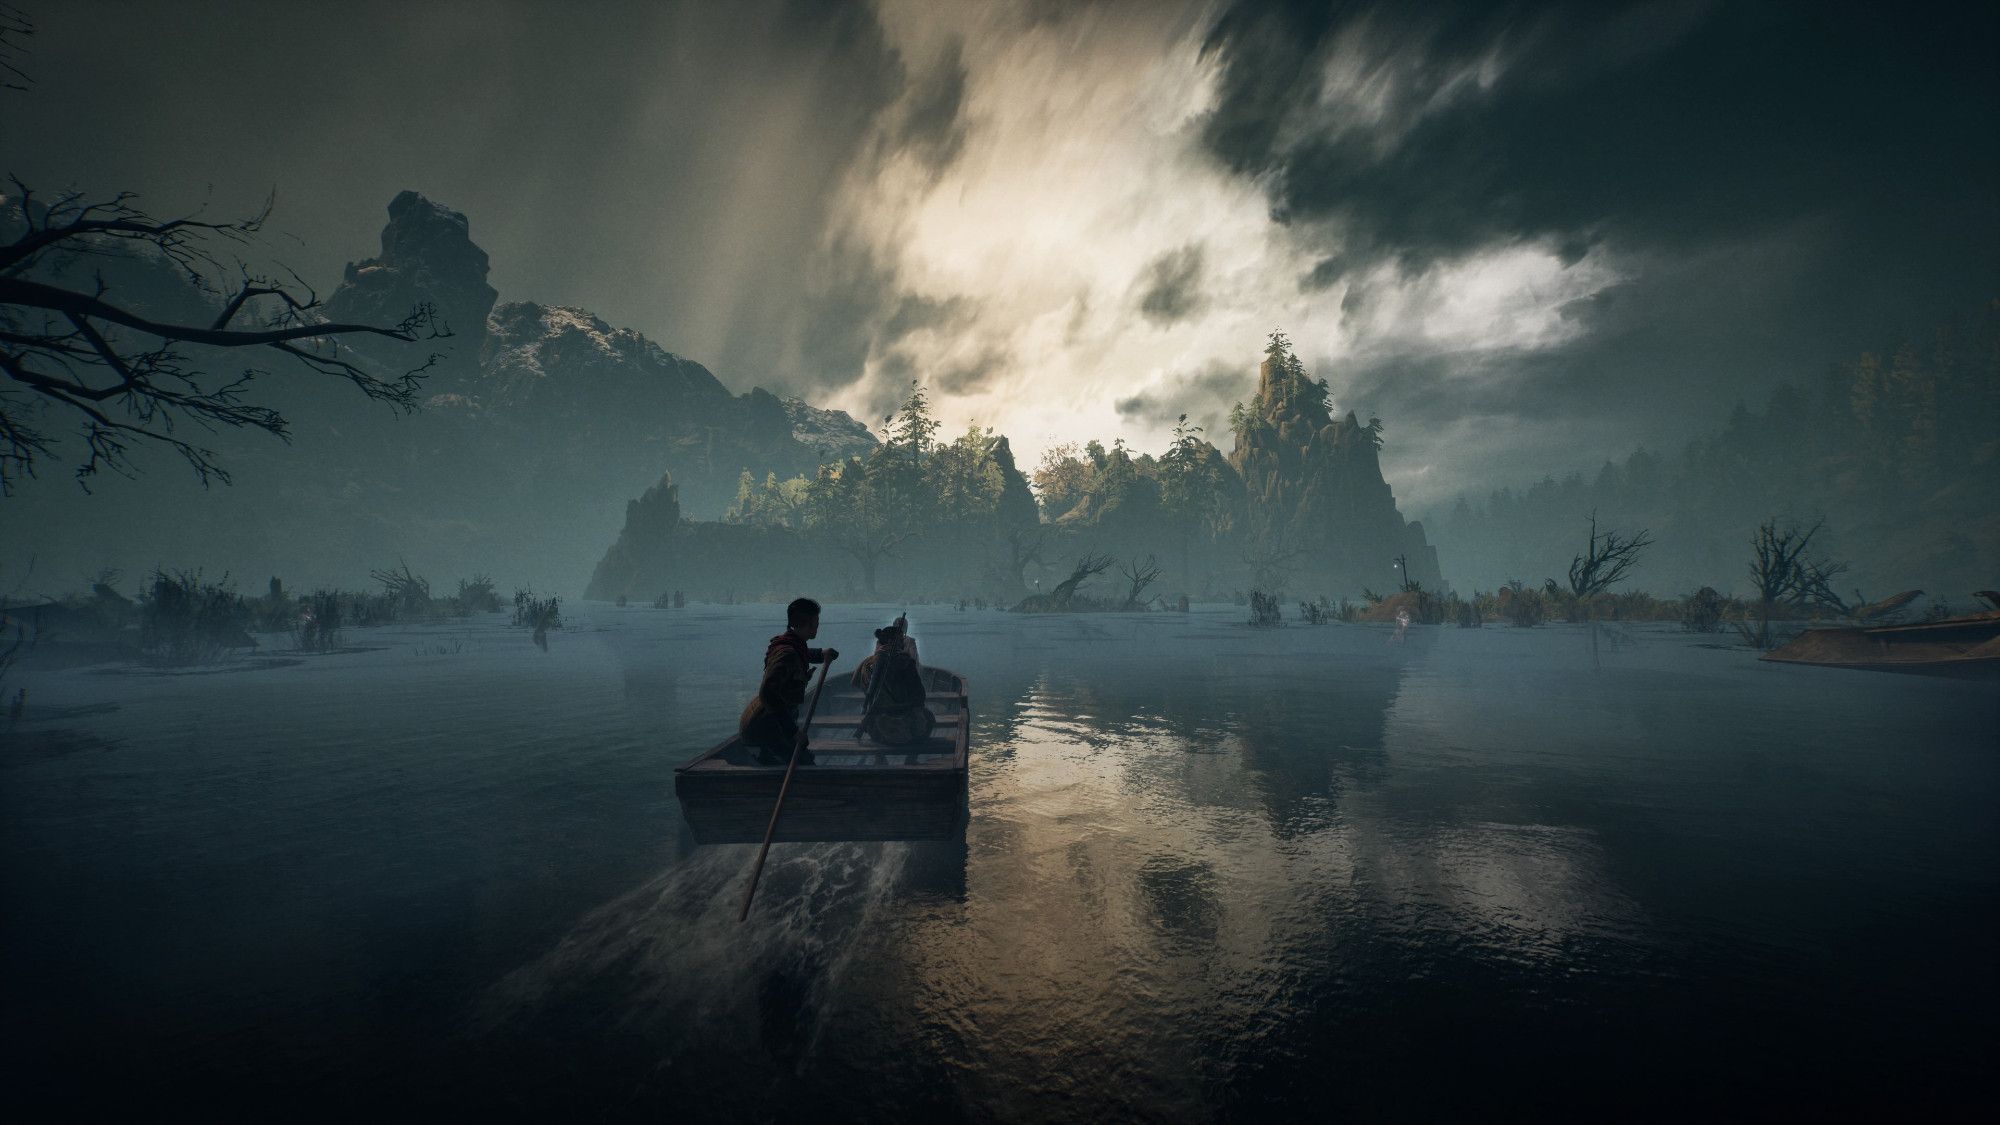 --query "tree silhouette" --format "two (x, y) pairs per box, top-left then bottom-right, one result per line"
(0, 184), (446, 492)
(0, 13), (444, 493)
(1565, 511), (1655, 610)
